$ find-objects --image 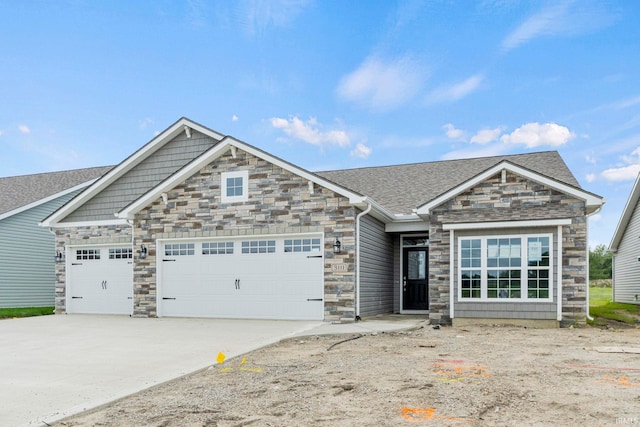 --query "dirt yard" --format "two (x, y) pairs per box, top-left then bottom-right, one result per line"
(59, 321), (640, 427)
